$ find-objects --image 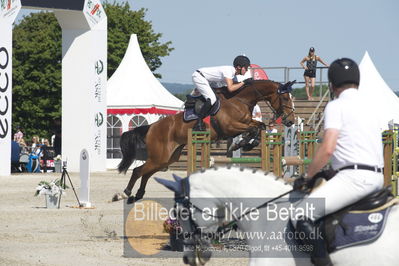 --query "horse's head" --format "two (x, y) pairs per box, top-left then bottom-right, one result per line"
(251, 80), (296, 127)
(155, 174), (221, 265)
